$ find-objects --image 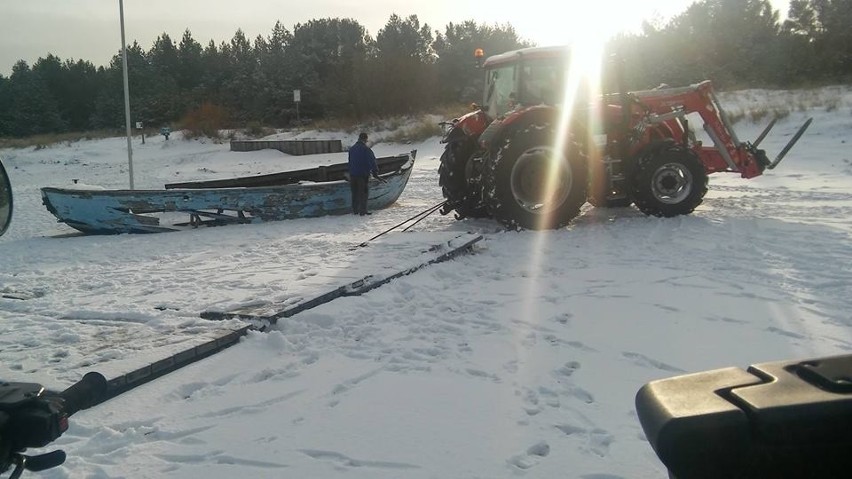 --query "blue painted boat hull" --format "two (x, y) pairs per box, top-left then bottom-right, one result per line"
(42, 157), (414, 235)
